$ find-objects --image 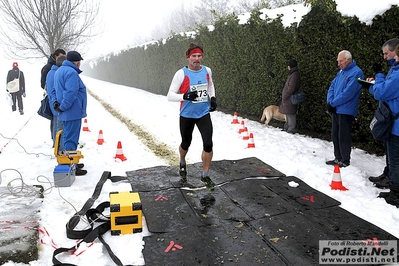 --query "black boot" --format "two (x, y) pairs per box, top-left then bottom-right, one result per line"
(384, 185), (399, 207)
(378, 191), (390, 198)
(369, 173), (386, 183)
